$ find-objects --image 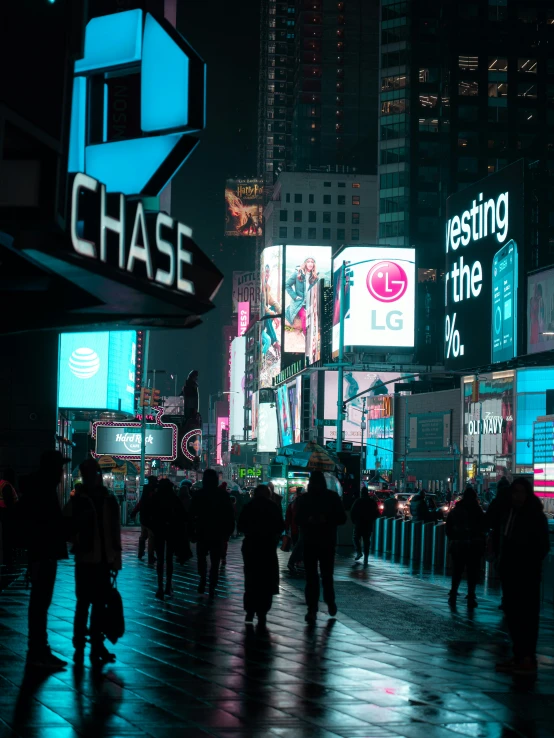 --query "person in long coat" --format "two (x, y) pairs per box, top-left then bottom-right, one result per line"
(238, 484), (284, 627)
